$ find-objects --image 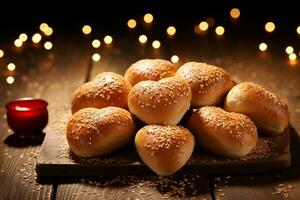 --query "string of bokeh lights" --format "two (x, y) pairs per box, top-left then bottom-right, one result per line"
(1, 8), (300, 85)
